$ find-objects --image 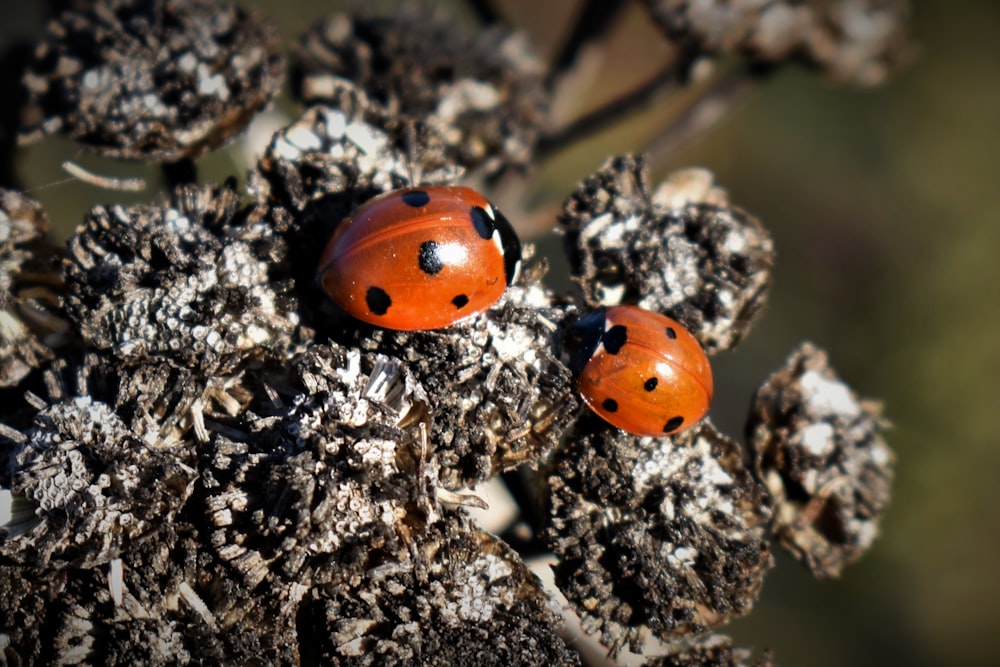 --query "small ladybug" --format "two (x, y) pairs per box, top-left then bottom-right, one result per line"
(318, 186), (522, 330)
(565, 305), (713, 437)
